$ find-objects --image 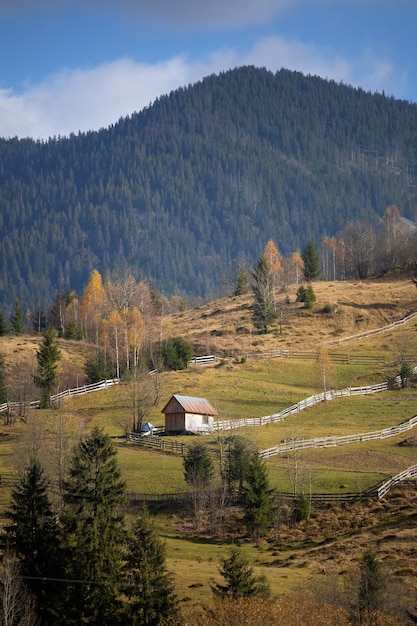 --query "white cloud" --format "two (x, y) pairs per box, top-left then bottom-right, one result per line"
(0, 57), (193, 139)
(0, 35), (405, 139)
